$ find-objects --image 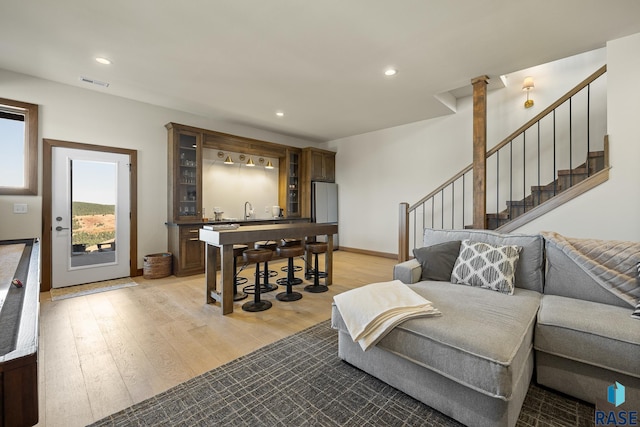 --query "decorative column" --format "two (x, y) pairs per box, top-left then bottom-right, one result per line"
(471, 76), (489, 229)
